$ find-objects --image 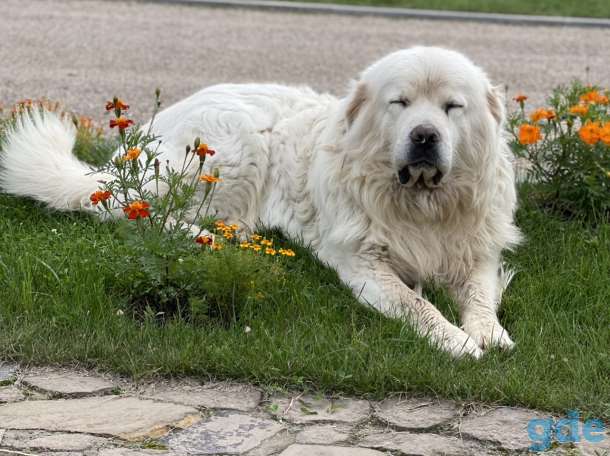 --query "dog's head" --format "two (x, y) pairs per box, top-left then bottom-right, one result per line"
(343, 46), (504, 191)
